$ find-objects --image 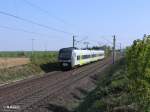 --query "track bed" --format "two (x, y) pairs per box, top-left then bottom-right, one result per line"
(0, 57), (112, 112)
